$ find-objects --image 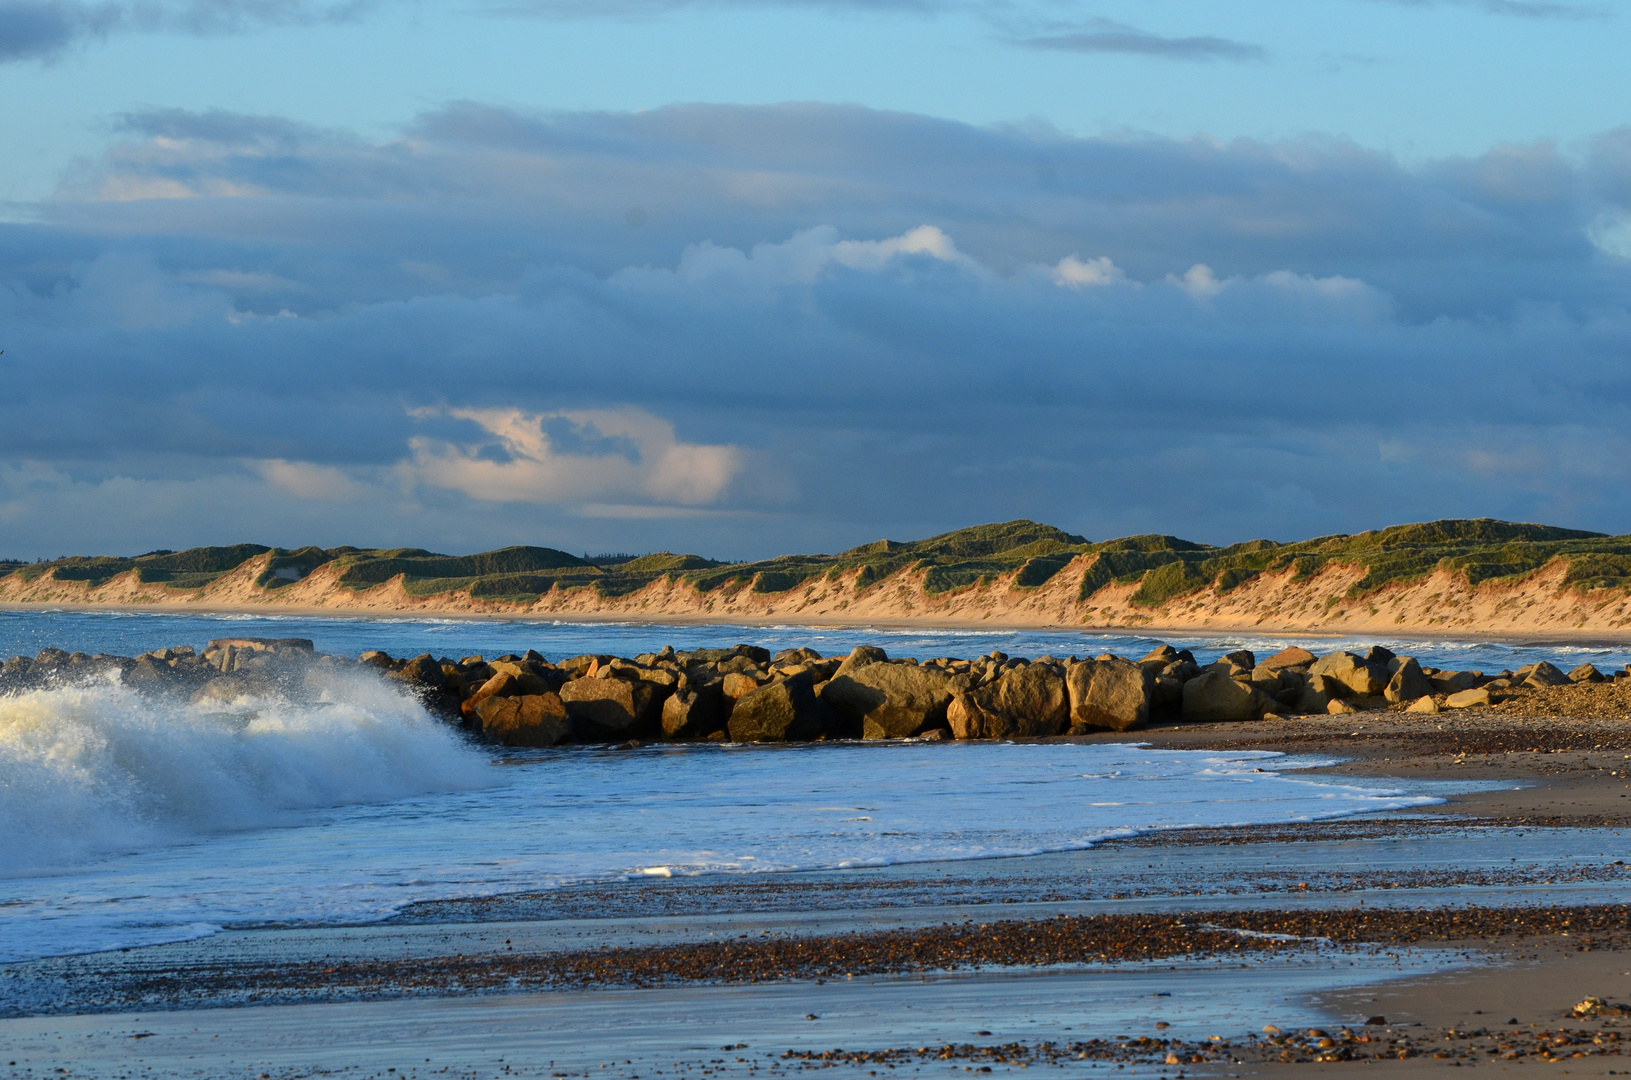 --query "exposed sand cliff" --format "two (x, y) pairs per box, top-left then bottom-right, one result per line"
(4, 548), (1629, 639)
